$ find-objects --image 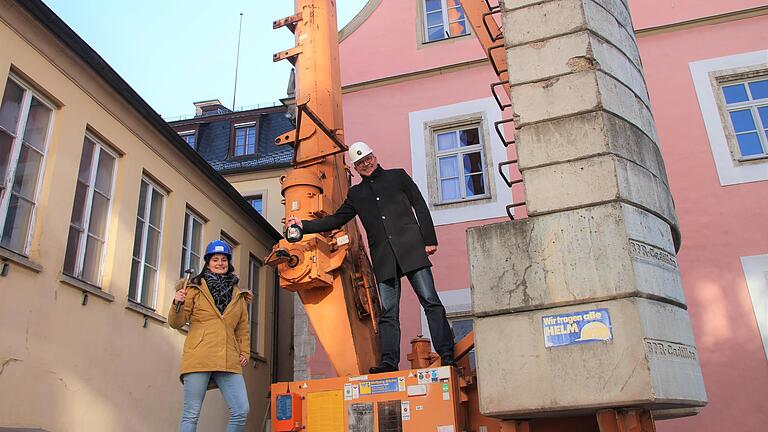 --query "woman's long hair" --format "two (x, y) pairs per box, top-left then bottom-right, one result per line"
(190, 257), (235, 285)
